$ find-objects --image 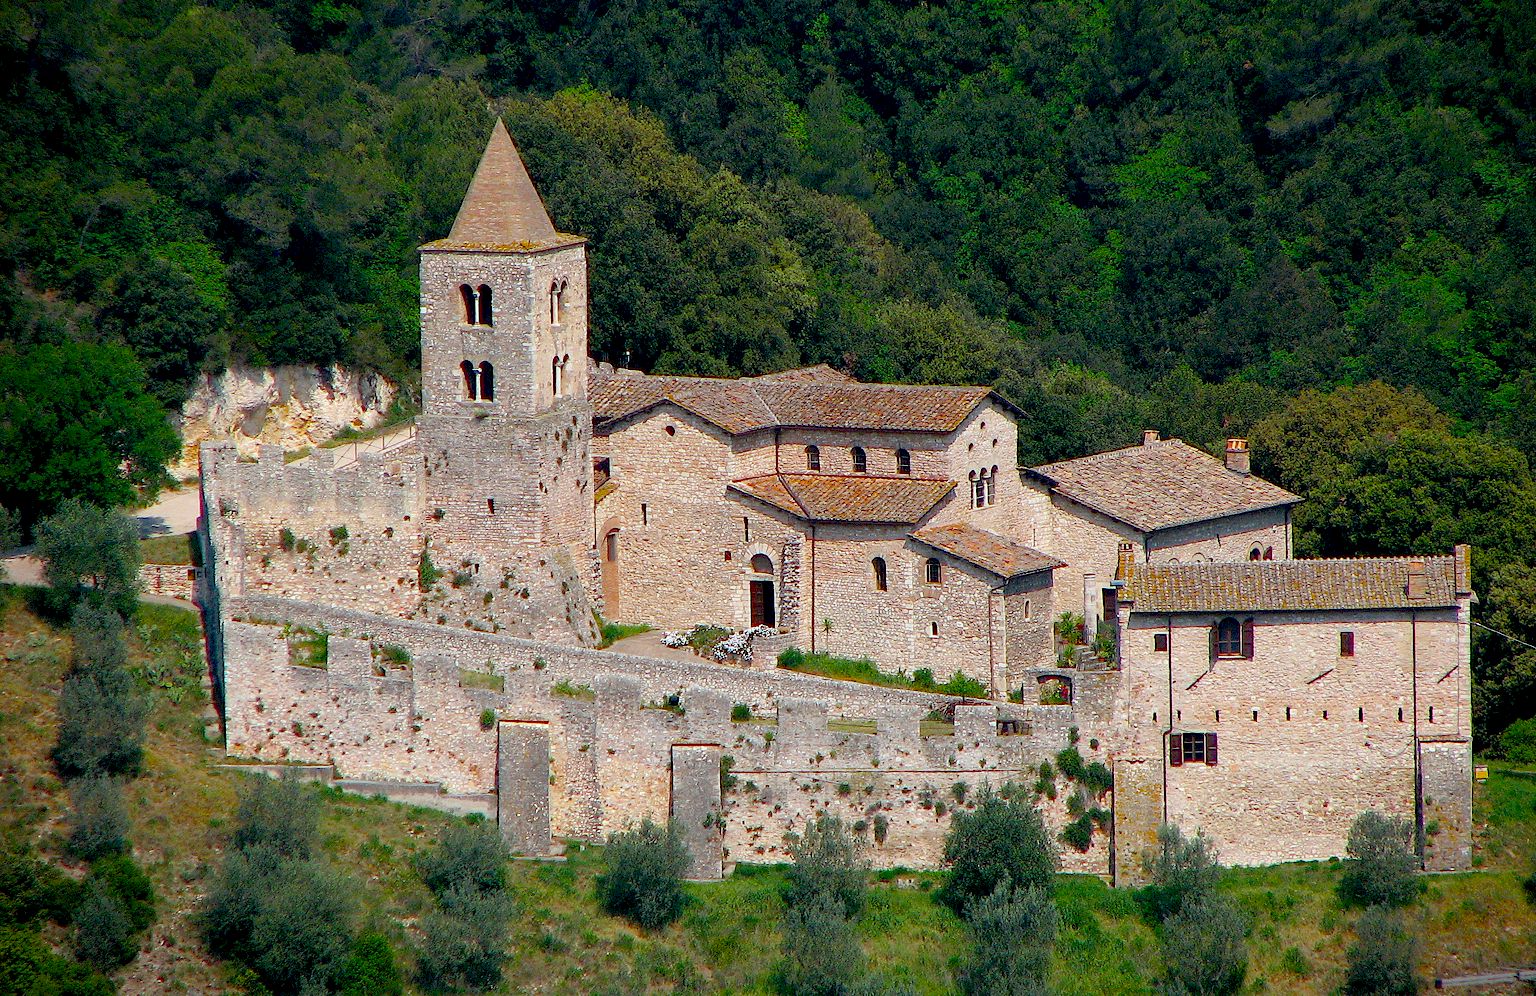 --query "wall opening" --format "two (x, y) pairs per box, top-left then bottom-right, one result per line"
(806, 445), (820, 470)
(478, 361), (495, 401)
(851, 446), (867, 473)
(475, 284), (493, 326)
(896, 448), (911, 474)
(872, 557), (887, 592)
